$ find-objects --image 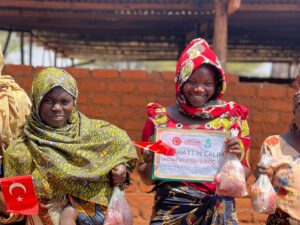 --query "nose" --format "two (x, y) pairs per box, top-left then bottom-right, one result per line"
(193, 85), (205, 93)
(52, 103), (62, 111)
